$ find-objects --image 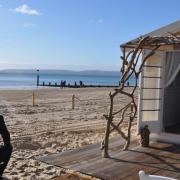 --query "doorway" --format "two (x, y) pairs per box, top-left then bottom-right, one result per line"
(163, 71), (180, 134)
